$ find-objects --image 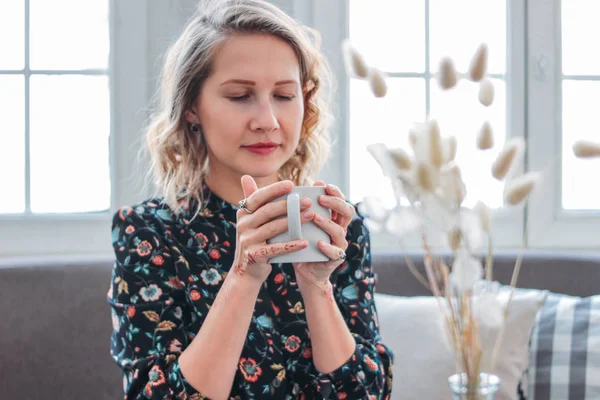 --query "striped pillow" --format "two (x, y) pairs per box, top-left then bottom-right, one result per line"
(527, 293), (600, 399)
